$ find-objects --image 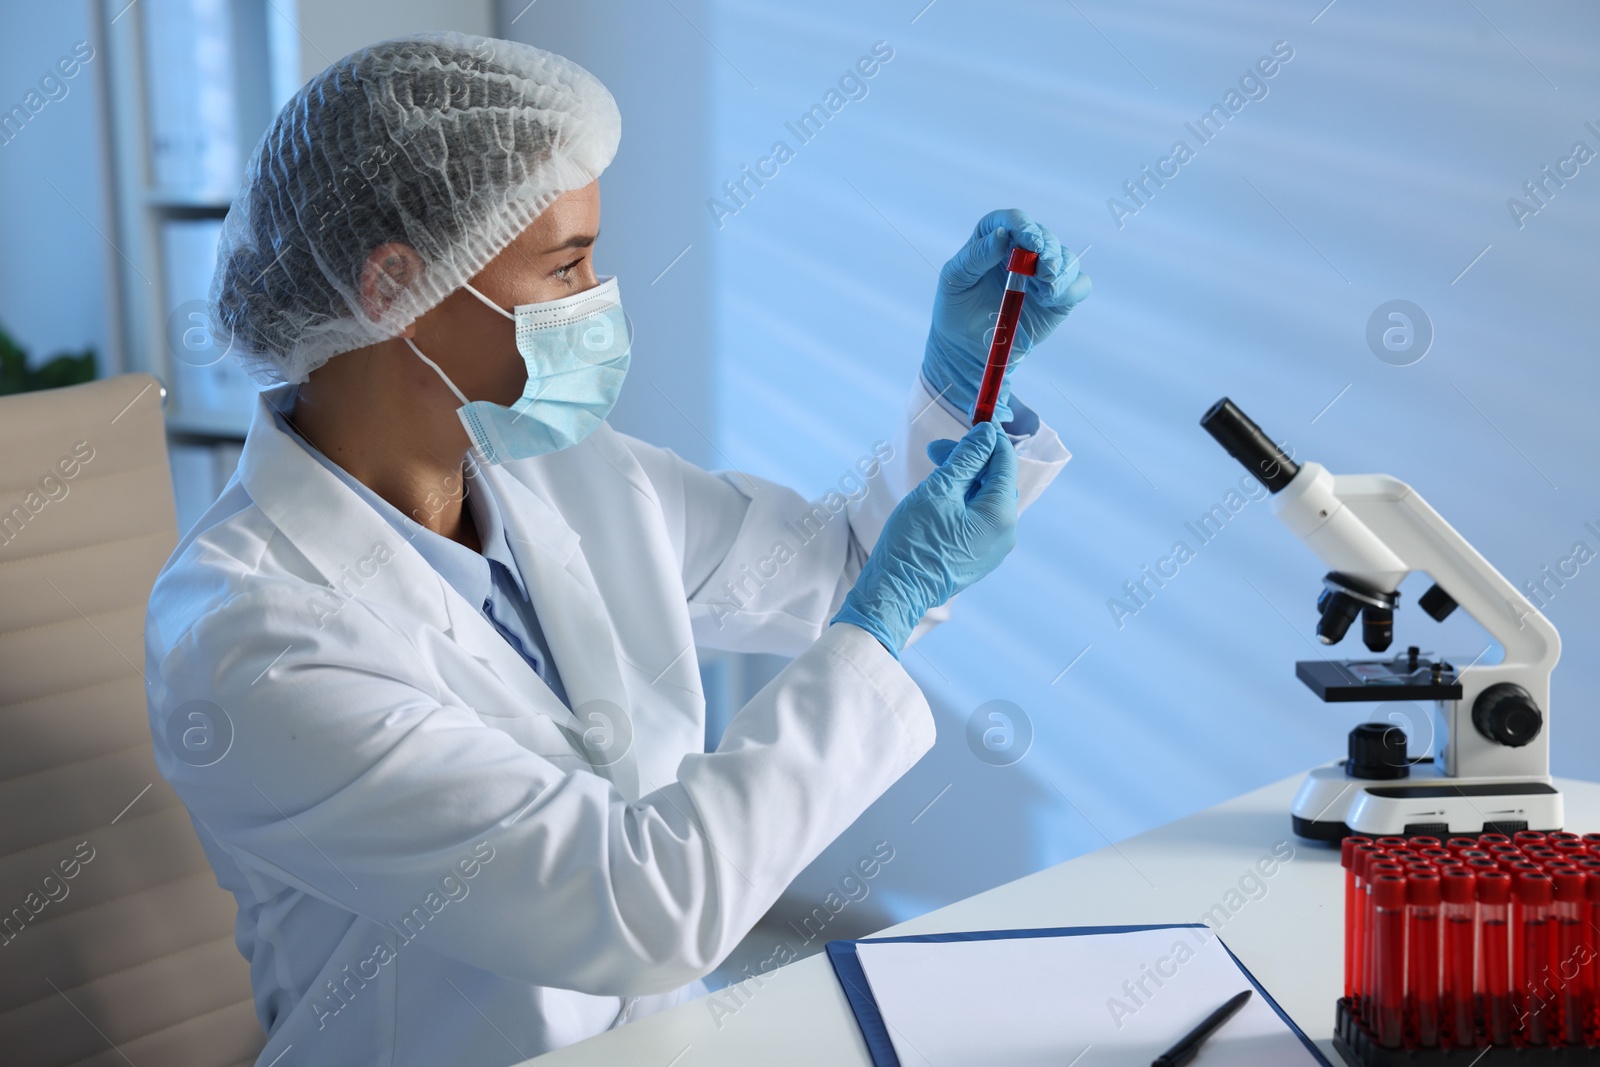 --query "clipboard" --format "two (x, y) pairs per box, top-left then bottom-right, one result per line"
(825, 923), (1332, 1067)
